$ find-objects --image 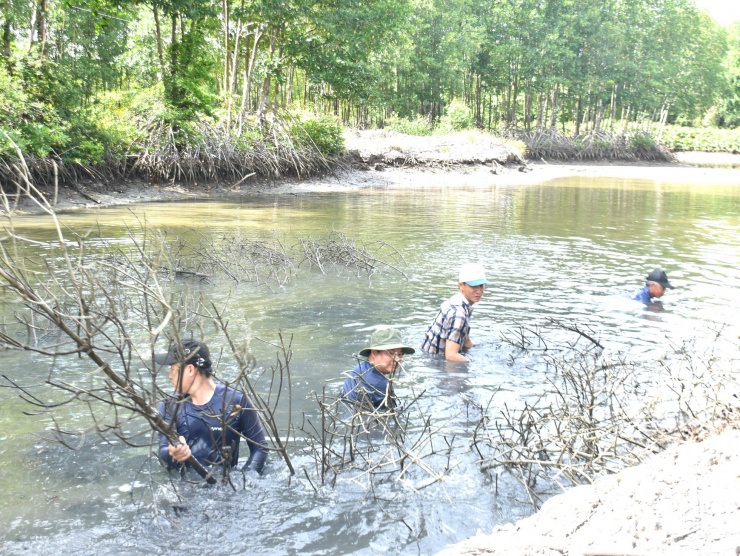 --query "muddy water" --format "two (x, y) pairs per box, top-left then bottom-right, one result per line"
(1, 175), (739, 554)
